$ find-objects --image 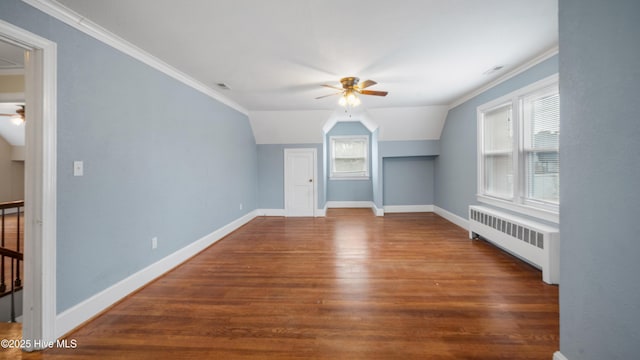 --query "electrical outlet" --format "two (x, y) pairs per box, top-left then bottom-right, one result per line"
(151, 237), (158, 250)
